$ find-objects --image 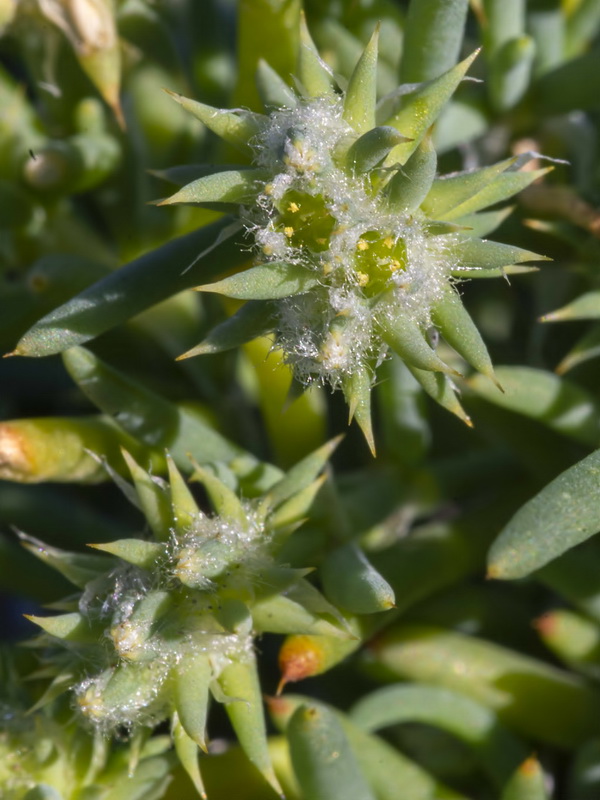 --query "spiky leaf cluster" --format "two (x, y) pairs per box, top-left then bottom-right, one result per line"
(0, 653), (173, 800)
(160, 17), (548, 449)
(24, 440), (363, 796)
